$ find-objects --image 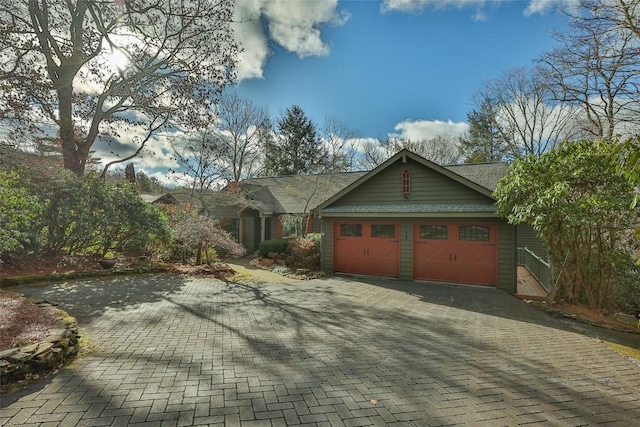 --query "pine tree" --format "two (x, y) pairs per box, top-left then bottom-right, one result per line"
(265, 106), (327, 176)
(458, 99), (510, 163)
